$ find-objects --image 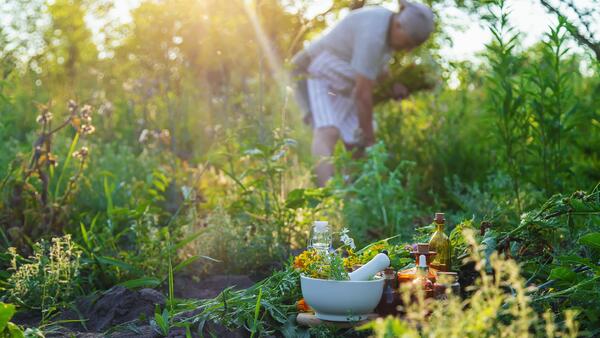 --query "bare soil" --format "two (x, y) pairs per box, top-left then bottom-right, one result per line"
(13, 274), (256, 338)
